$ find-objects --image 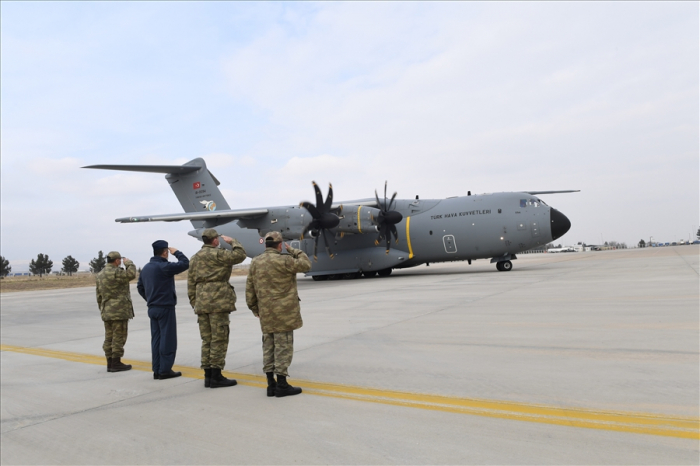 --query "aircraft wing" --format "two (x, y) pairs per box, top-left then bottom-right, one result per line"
(331, 198), (379, 209)
(524, 190), (580, 195)
(115, 208), (269, 223)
